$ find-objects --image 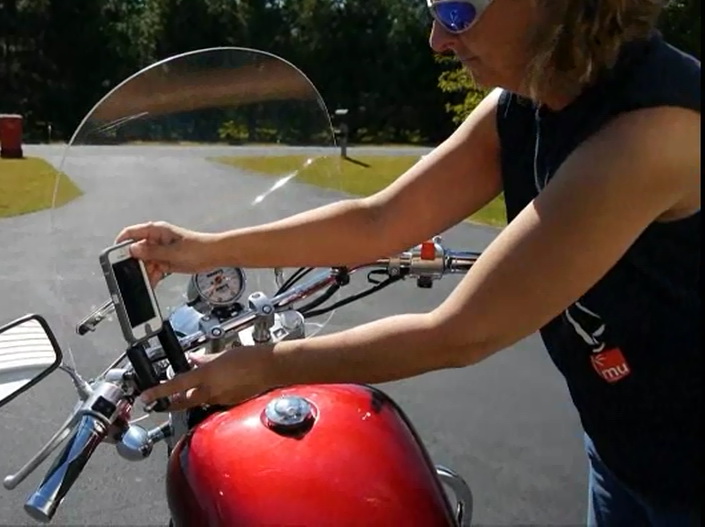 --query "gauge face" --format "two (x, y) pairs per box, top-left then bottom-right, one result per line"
(193, 267), (246, 307)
